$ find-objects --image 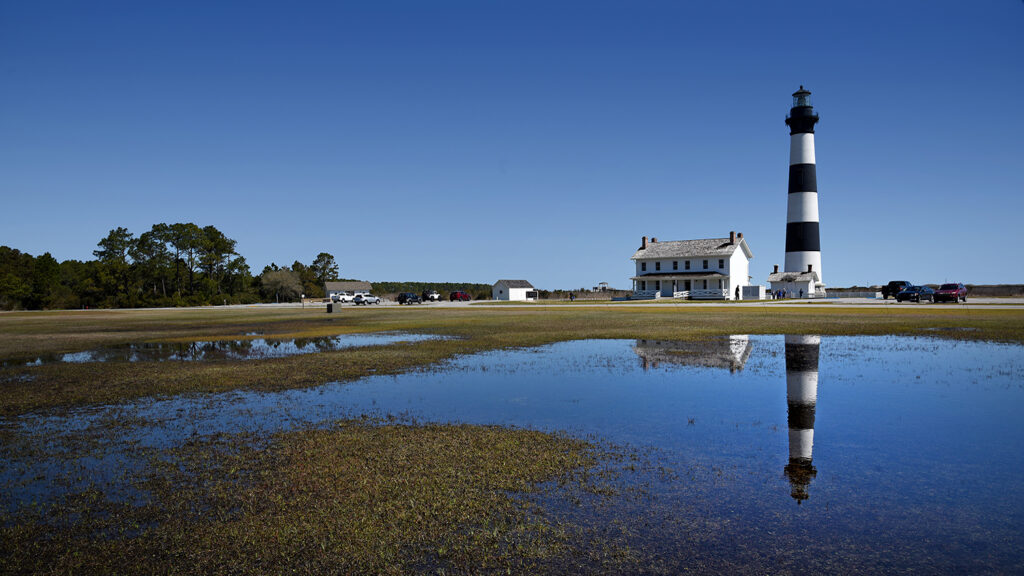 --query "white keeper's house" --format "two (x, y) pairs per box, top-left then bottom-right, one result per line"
(630, 232), (753, 300)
